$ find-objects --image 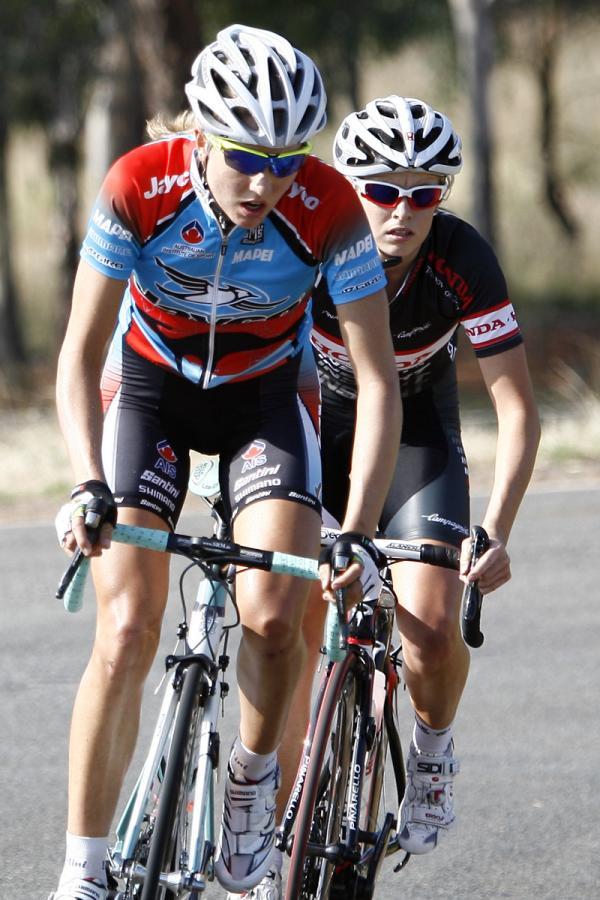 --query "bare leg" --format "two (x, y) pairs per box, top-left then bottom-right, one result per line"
(274, 581), (326, 820)
(232, 500), (321, 755)
(393, 550), (468, 729)
(67, 508), (171, 836)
